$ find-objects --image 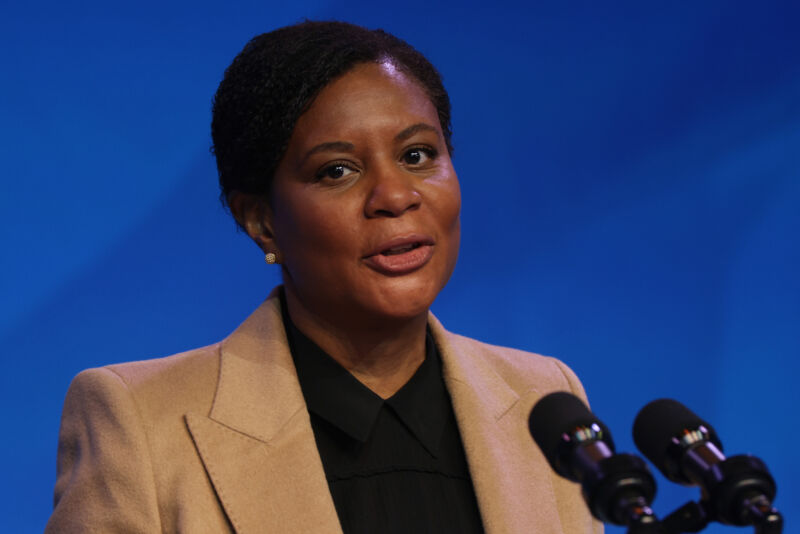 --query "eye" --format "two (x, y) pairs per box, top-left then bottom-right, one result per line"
(401, 147), (436, 166)
(315, 162), (357, 181)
